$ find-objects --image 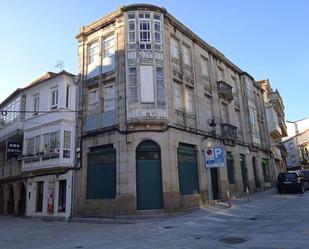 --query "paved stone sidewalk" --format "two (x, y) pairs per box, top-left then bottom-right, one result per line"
(1, 189), (309, 249)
